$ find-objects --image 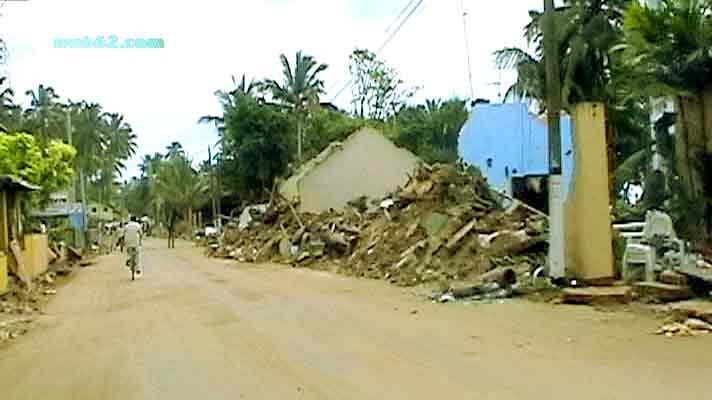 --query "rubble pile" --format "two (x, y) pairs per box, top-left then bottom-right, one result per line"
(207, 163), (549, 288)
(1, 247), (79, 345)
(655, 318), (712, 337)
